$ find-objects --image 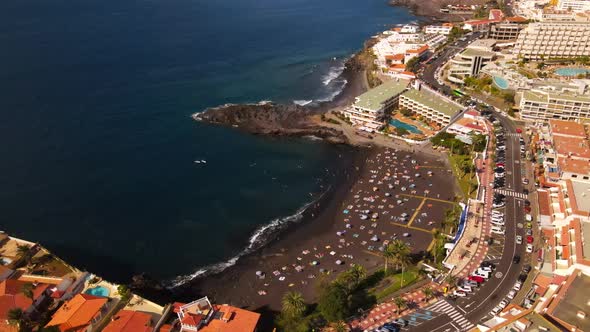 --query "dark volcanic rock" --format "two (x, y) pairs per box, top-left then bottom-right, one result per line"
(195, 102), (349, 144)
